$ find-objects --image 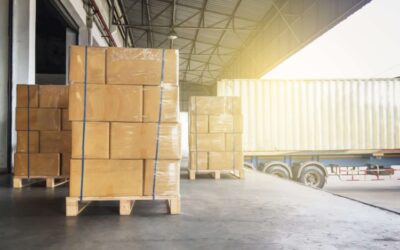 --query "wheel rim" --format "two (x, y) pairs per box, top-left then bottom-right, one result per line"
(304, 172), (321, 187)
